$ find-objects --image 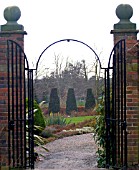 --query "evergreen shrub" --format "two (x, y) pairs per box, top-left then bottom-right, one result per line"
(26, 98), (46, 130)
(85, 88), (95, 110)
(48, 88), (60, 114)
(66, 88), (77, 114)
